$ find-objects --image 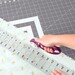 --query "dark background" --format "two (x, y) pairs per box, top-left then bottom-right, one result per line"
(0, 0), (75, 59)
